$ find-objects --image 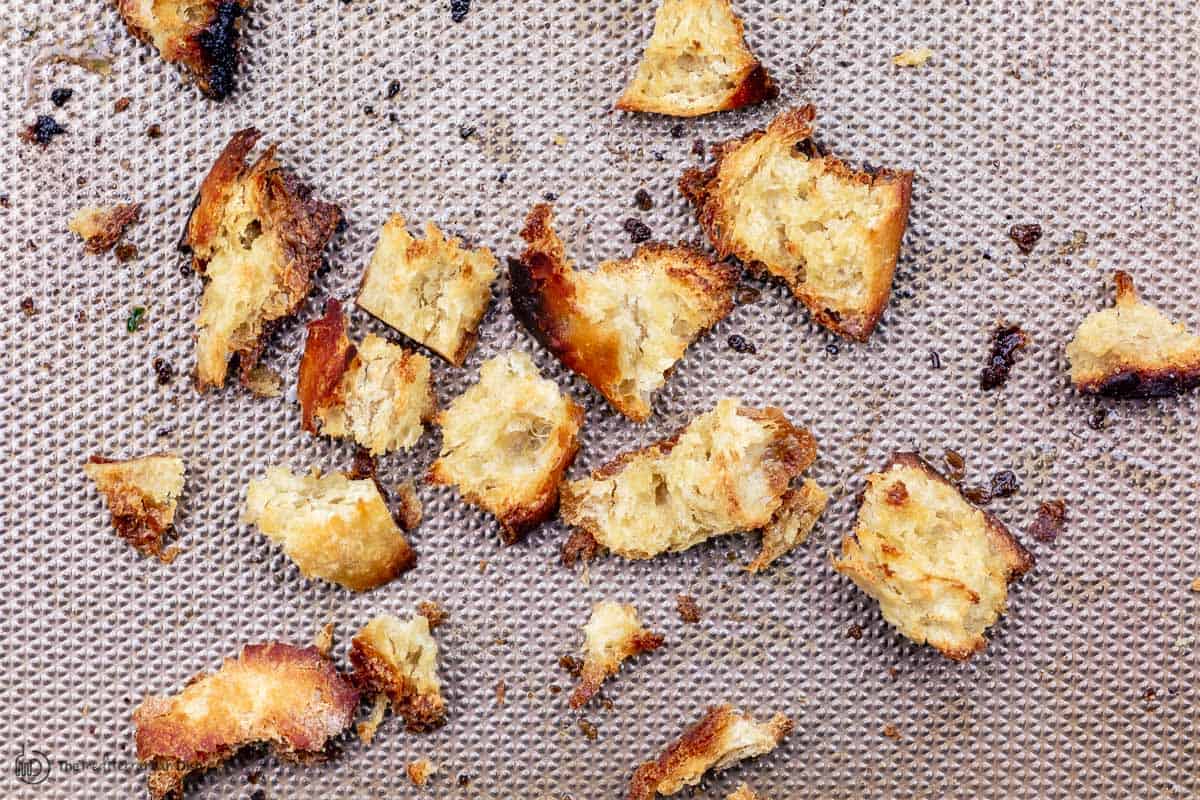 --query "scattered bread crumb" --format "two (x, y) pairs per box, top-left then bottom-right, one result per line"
(892, 47), (933, 67)
(313, 622), (335, 656)
(570, 601), (664, 708)
(407, 758), (437, 787)
(84, 453), (185, 561)
(69, 202), (140, 253)
(416, 600), (449, 629)
(350, 613), (446, 732)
